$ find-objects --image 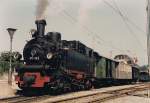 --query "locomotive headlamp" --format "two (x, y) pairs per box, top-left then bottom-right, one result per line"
(47, 52), (53, 59)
